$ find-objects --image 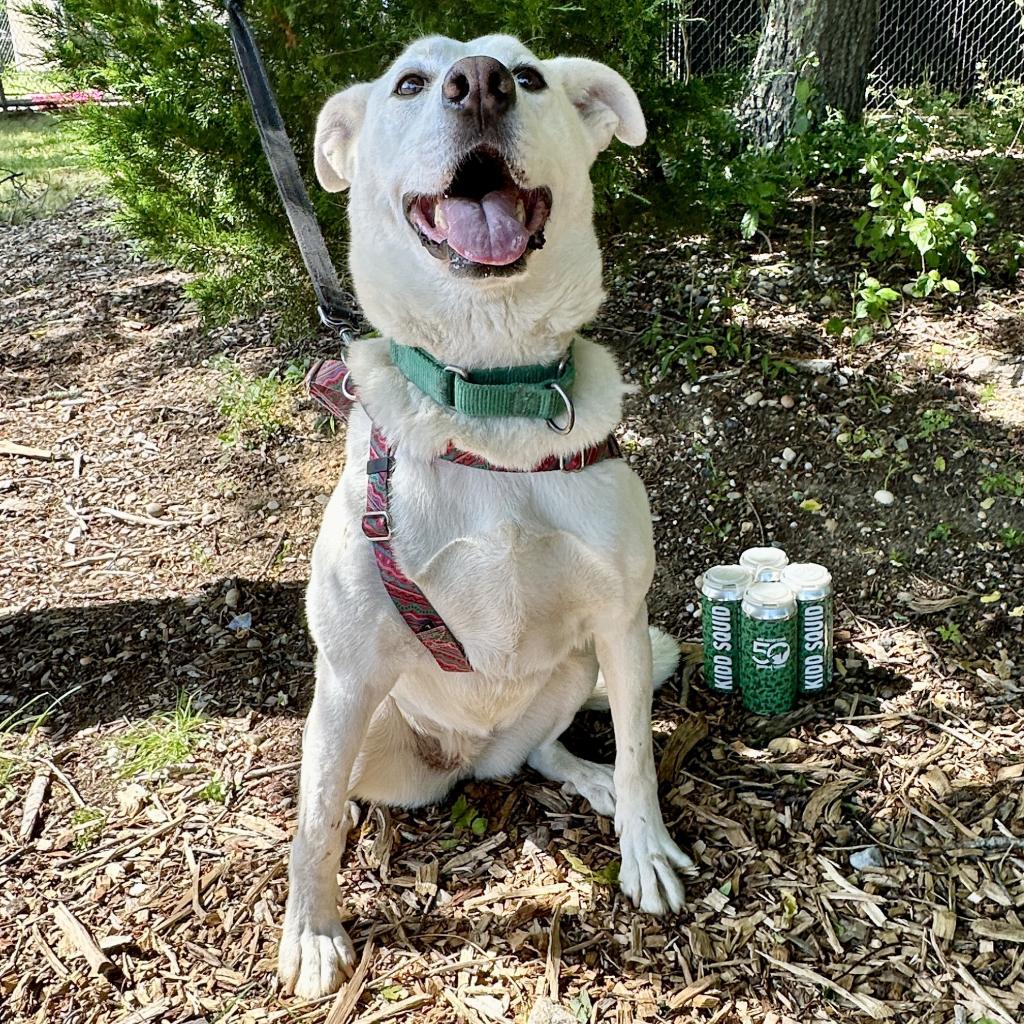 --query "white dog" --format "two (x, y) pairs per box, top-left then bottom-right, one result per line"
(278, 34), (693, 999)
